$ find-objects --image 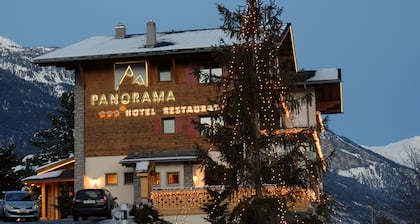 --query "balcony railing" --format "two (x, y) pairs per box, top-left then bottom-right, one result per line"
(150, 186), (317, 216)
